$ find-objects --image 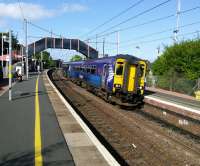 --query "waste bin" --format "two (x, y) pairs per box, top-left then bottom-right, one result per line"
(195, 91), (200, 101)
